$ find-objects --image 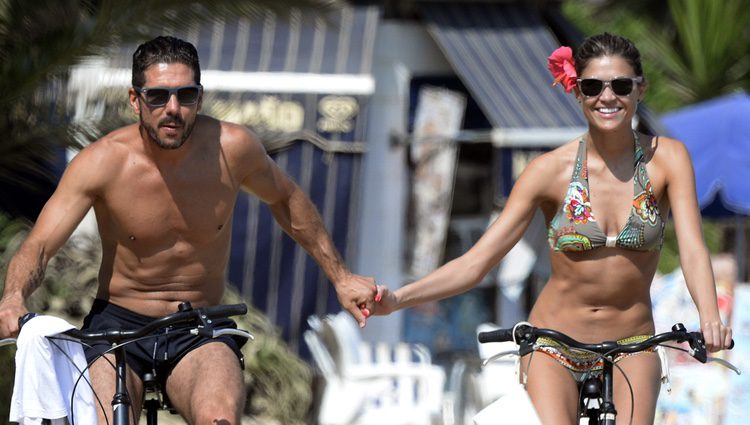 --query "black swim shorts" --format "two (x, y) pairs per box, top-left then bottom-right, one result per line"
(81, 299), (246, 389)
